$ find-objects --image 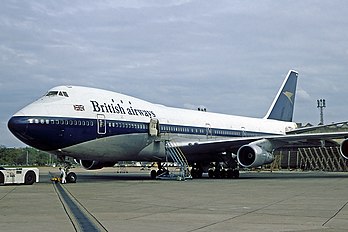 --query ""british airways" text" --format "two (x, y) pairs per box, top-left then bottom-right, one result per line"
(90, 100), (156, 118)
